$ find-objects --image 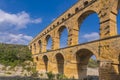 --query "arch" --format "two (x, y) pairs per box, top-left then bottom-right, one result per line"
(57, 22), (60, 25)
(78, 10), (99, 28)
(56, 53), (64, 74)
(75, 7), (79, 13)
(53, 25), (56, 28)
(29, 45), (32, 51)
(33, 43), (36, 54)
(84, 1), (89, 6)
(36, 56), (39, 61)
(68, 13), (72, 18)
(45, 35), (53, 51)
(38, 40), (42, 52)
(62, 18), (65, 21)
(75, 48), (99, 79)
(57, 26), (69, 48)
(43, 55), (48, 72)
(78, 10), (100, 43)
